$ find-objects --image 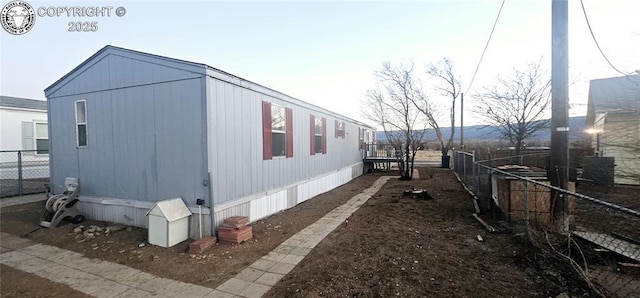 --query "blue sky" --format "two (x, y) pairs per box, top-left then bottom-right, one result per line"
(1, 0), (639, 127)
